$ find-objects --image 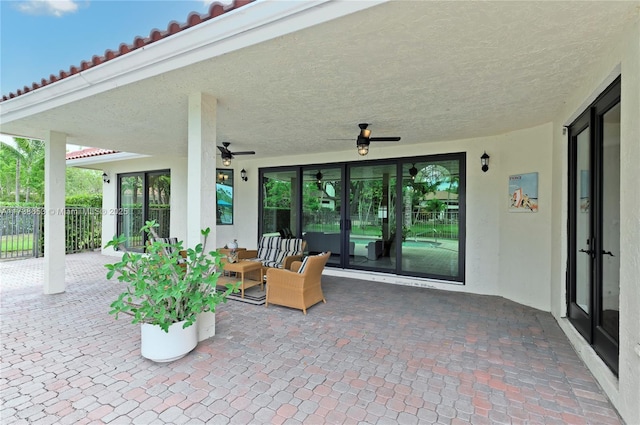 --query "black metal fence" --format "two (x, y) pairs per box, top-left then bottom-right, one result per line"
(0, 207), (102, 260)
